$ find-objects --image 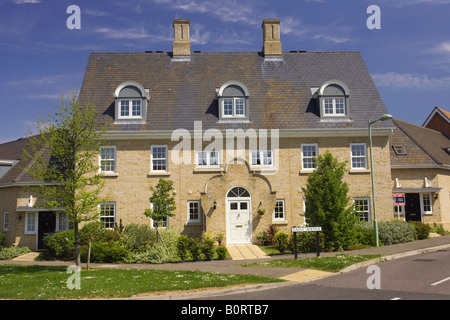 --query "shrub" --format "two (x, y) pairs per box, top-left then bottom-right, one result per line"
(0, 246), (30, 260)
(122, 224), (153, 252)
(80, 241), (128, 263)
(265, 224), (278, 245)
(125, 242), (170, 264)
(189, 237), (202, 261)
(275, 232), (289, 254)
(42, 229), (75, 260)
(216, 245), (228, 260)
(201, 233), (215, 261)
(0, 232), (6, 248)
(431, 223), (447, 236)
(288, 231), (325, 253)
(408, 221), (431, 240)
(176, 235), (190, 261)
(378, 220), (416, 245)
(355, 222), (376, 247)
